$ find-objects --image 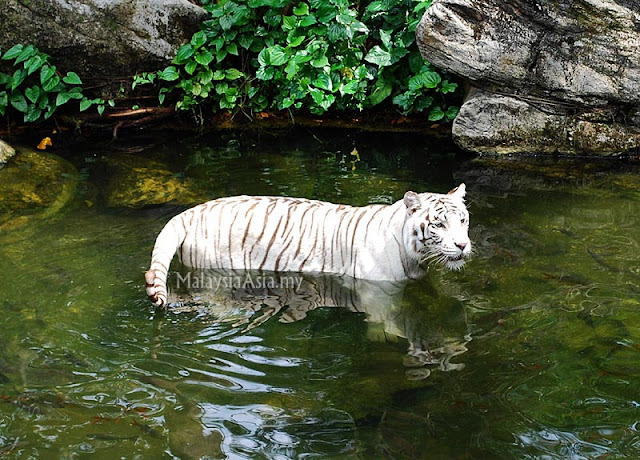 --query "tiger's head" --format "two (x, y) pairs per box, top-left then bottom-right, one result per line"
(402, 183), (471, 271)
